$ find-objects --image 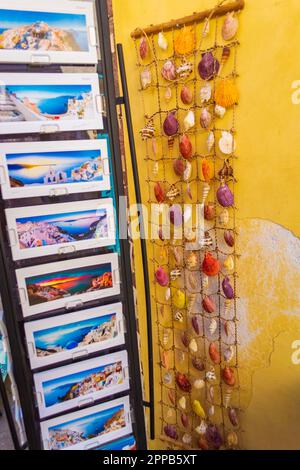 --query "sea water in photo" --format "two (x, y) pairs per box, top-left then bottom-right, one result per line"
(42, 361), (123, 407)
(16, 208), (108, 250)
(6, 149), (104, 188)
(25, 263), (113, 306)
(94, 434), (136, 451)
(0, 9), (89, 52)
(33, 313), (118, 357)
(48, 404), (126, 450)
